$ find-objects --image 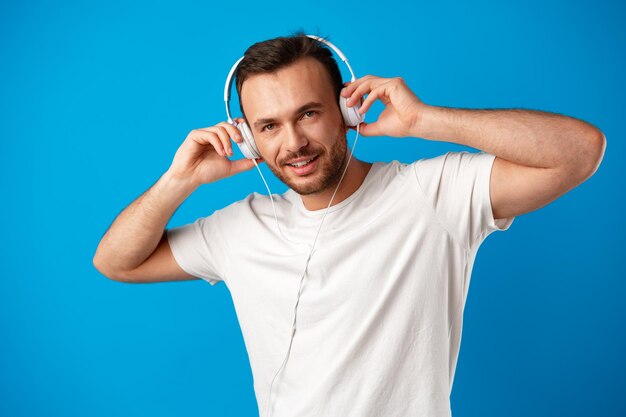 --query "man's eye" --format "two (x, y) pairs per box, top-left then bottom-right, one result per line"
(303, 111), (317, 118)
(262, 124), (274, 132)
